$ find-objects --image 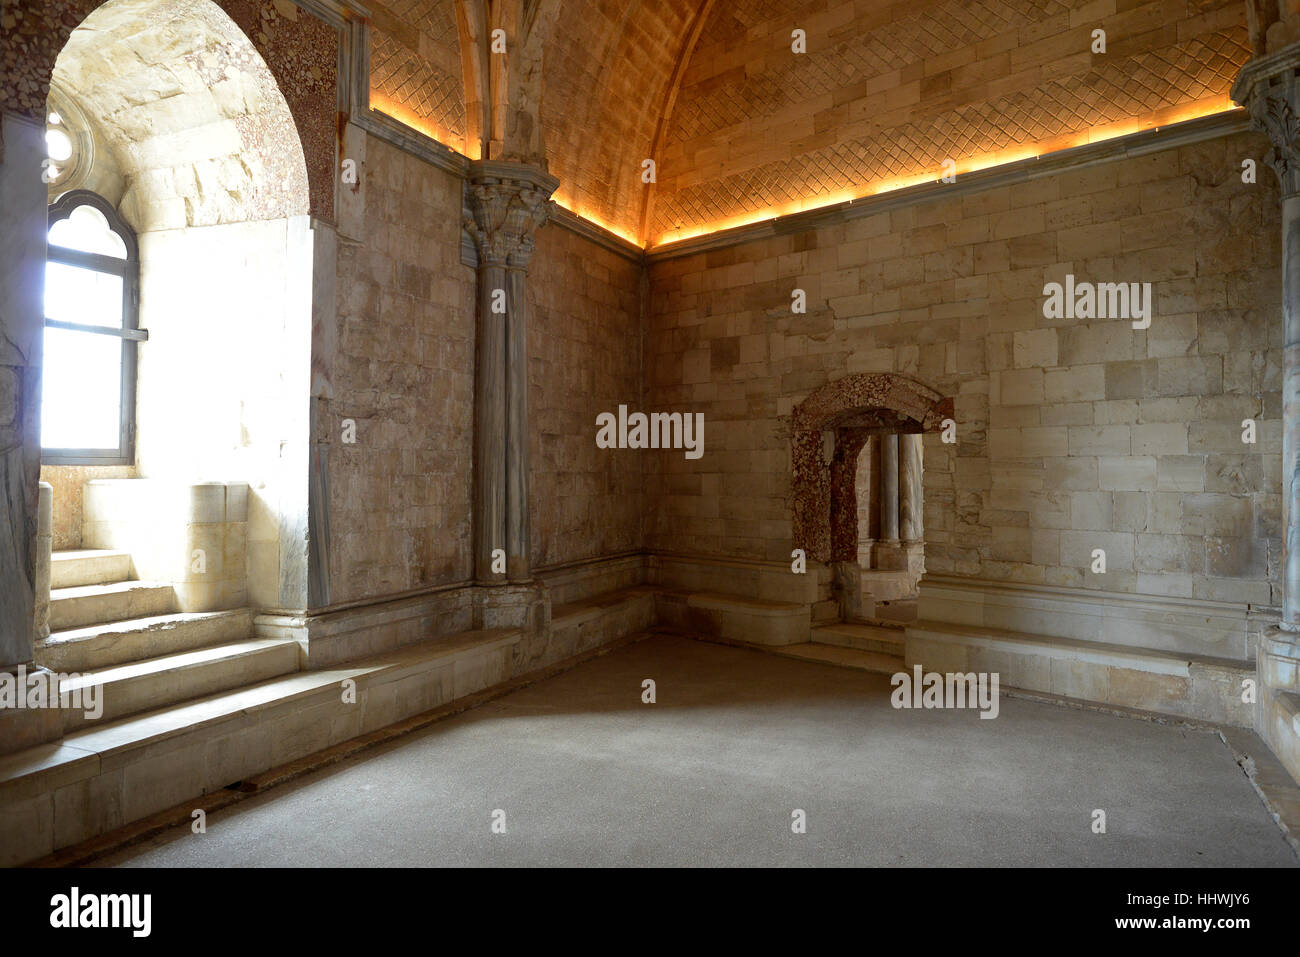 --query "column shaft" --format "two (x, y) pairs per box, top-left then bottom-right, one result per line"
(880, 433), (900, 542)
(464, 161), (558, 586)
(855, 435), (875, 565)
(1284, 195), (1300, 627)
(505, 264), (531, 580)
(899, 433), (923, 543)
(474, 261), (508, 581)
